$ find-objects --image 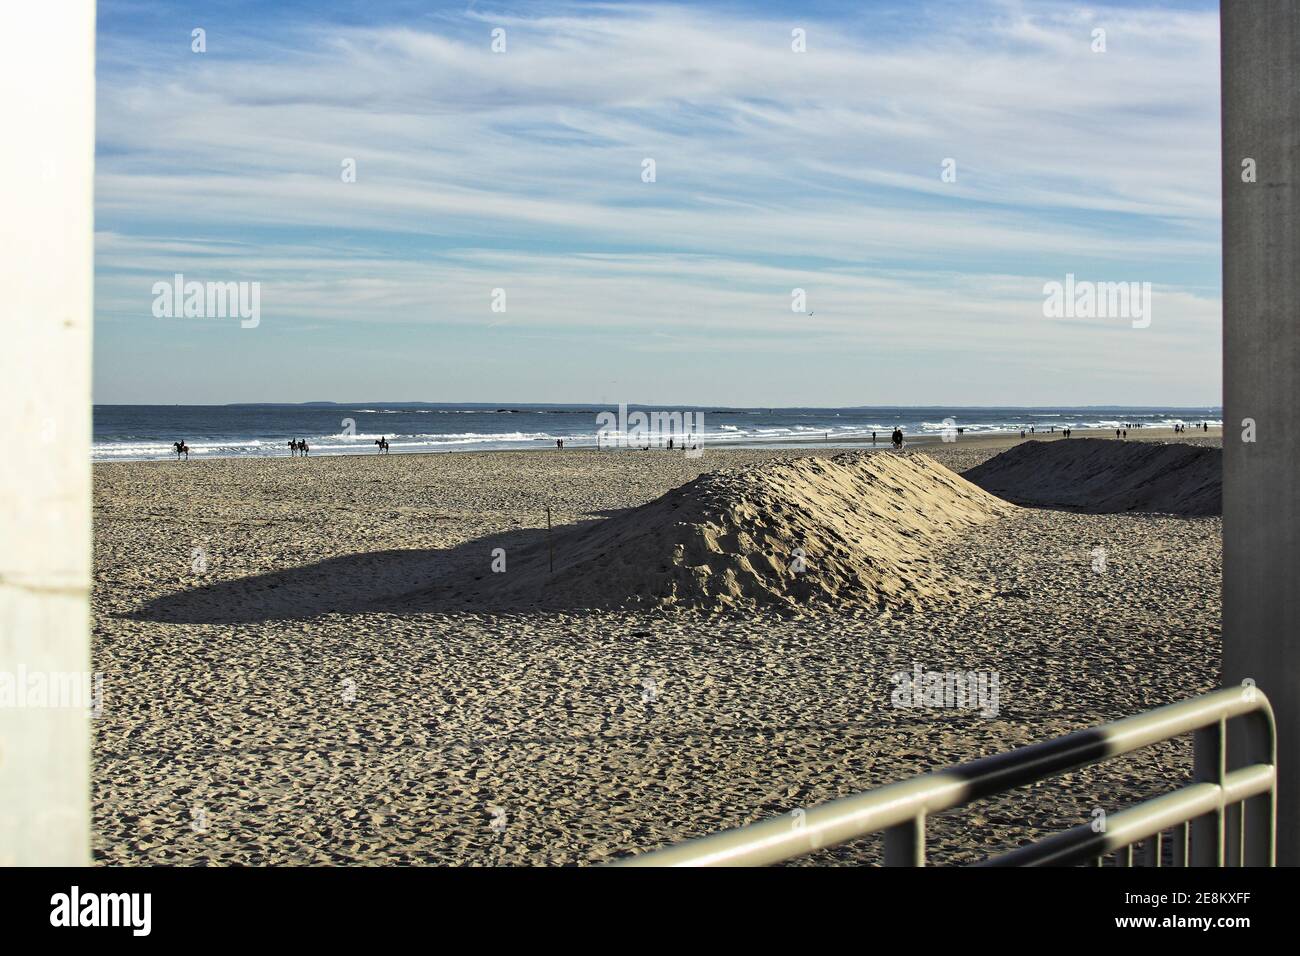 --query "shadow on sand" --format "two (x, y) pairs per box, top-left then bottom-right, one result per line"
(125, 517), (605, 625)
